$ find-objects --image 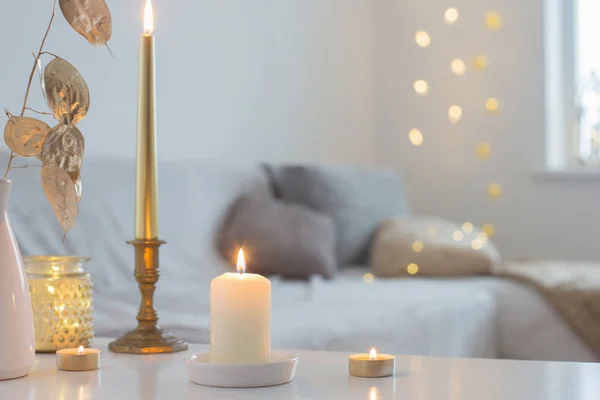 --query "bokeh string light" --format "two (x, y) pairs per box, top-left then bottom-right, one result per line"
(485, 11), (503, 31)
(427, 225), (437, 237)
(444, 8), (459, 25)
(471, 239), (483, 250)
(409, 128), (424, 146)
(412, 240), (424, 252)
(474, 54), (489, 71)
(400, 7), (503, 280)
(488, 183), (503, 199)
(407, 263), (419, 275)
(415, 31), (431, 47)
(451, 58), (466, 76)
(482, 224), (495, 238)
(476, 142), (492, 159)
(452, 230), (464, 241)
(448, 105), (463, 123)
(462, 222), (474, 233)
(485, 97), (501, 112)
(414, 79), (429, 95)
